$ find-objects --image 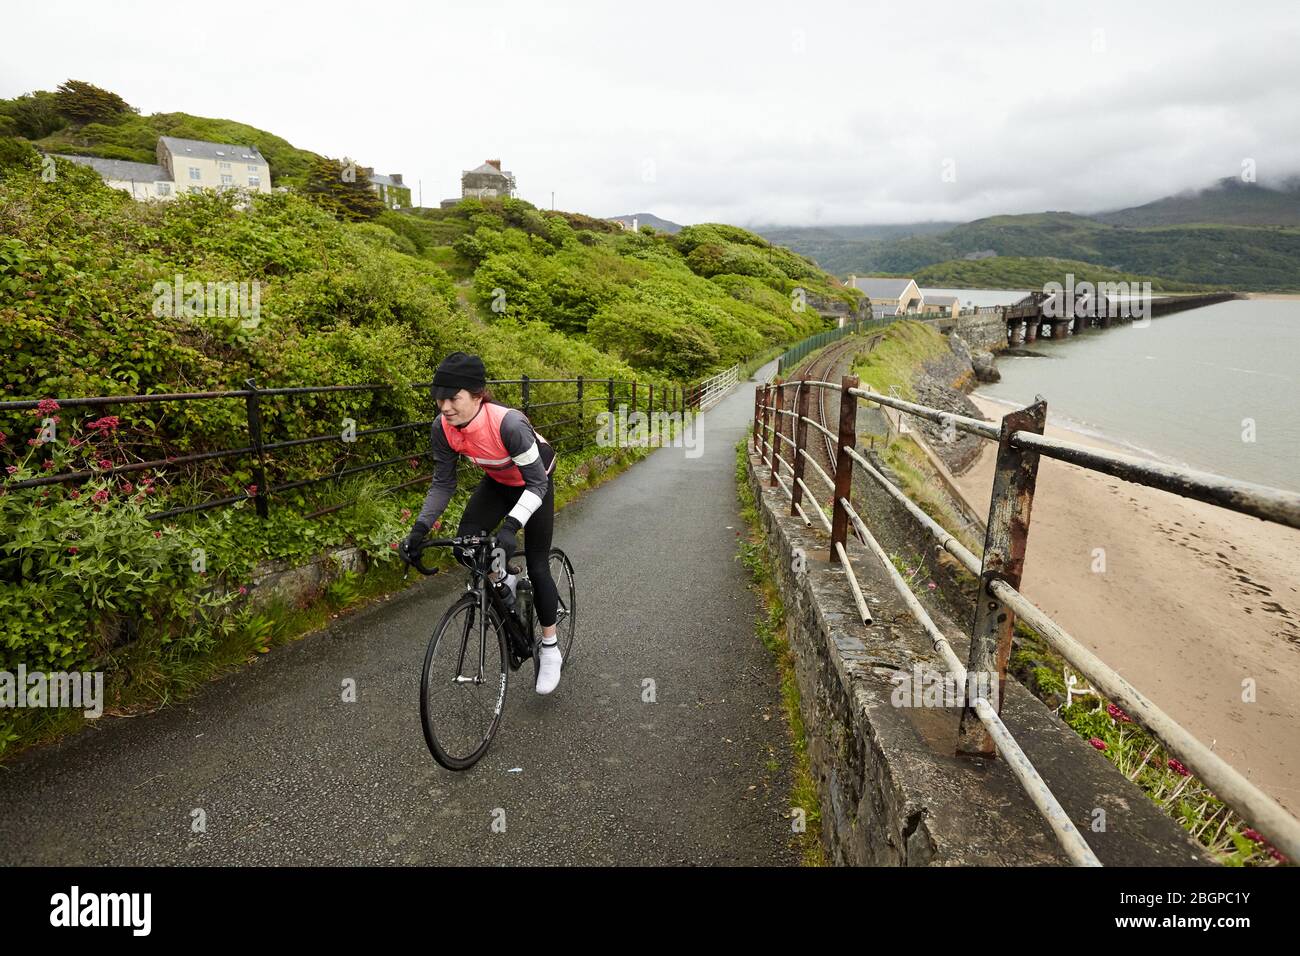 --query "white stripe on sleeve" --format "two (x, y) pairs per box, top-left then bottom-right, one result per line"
(507, 489), (544, 527)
